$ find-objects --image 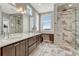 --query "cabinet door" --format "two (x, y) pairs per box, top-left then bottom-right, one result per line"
(2, 45), (15, 56)
(29, 43), (36, 54)
(15, 41), (26, 56)
(0, 48), (1, 56)
(19, 40), (26, 56)
(49, 34), (54, 43)
(29, 37), (36, 46)
(42, 34), (49, 42)
(15, 43), (20, 56)
(25, 40), (29, 56)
